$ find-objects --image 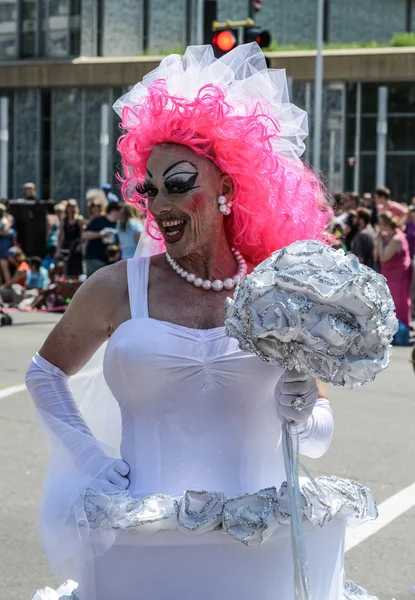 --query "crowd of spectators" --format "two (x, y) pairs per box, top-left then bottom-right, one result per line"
(330, 186), (415, 345)
(0, 184), (145, 311)
(1, 181), (414, 345)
